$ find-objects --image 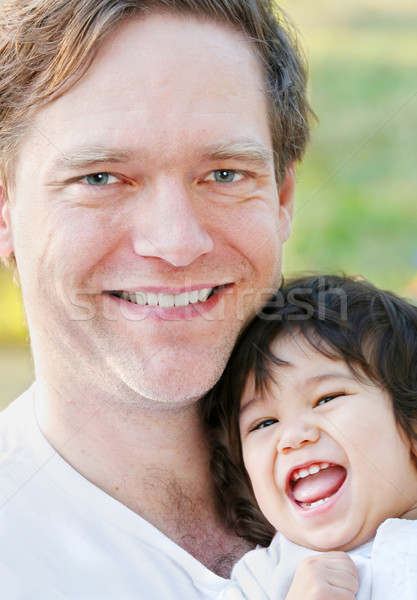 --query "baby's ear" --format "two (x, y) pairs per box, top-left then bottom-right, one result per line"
(0, 183), (15, 257)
